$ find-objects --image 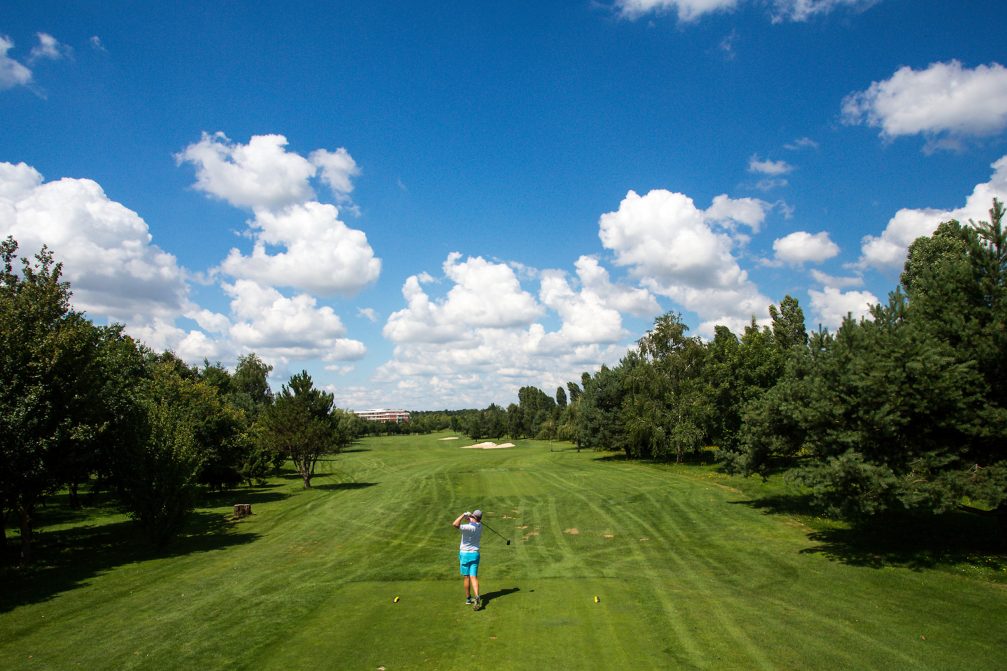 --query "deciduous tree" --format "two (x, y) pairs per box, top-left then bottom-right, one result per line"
(257, 371), (337, 488)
